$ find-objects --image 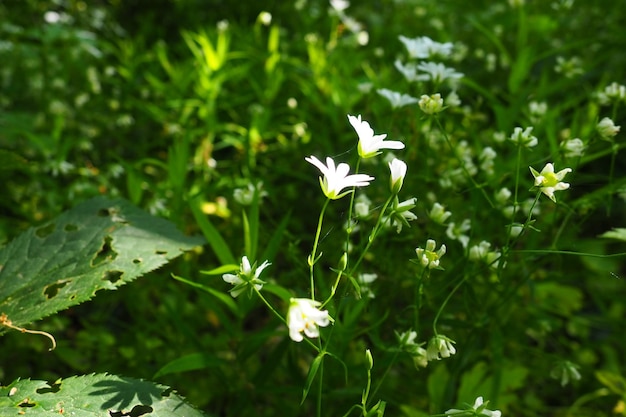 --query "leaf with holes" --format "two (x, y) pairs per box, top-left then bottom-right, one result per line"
(0, 373), (209, 416)
(0, 197), (204, 331)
